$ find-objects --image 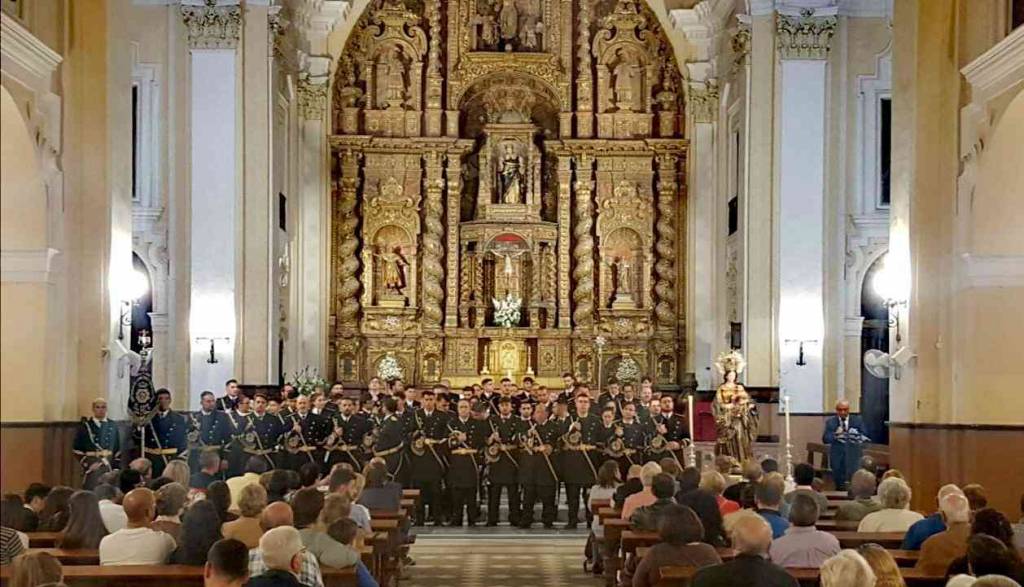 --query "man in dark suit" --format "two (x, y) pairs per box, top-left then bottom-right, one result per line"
(822, 400), (868, 491)
(692, 515), (798, 587)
